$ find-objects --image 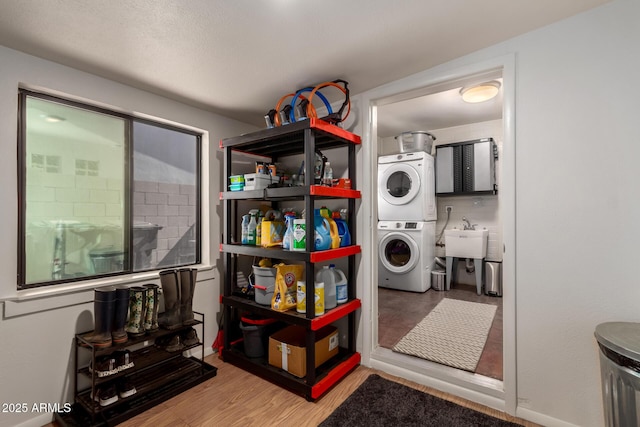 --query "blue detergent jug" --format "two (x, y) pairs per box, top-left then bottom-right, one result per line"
(332, 214), (351, 247)
(313, 210), (332, 251)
